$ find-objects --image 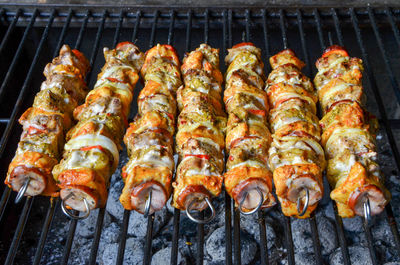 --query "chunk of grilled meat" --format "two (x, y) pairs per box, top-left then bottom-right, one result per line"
(314, 45), (390, 218)
(5, 45), (89, 197)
